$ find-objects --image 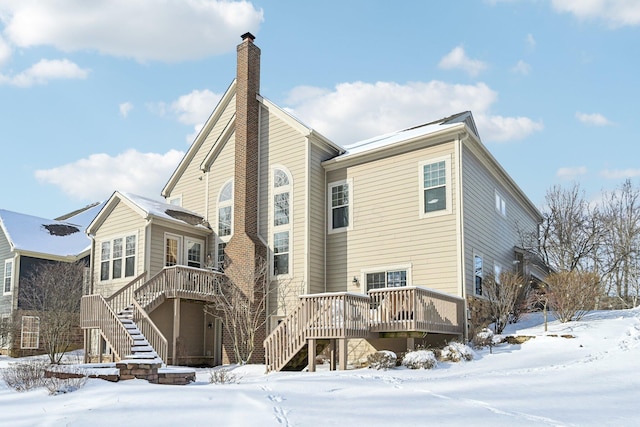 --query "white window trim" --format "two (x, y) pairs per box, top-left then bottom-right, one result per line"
(495, 190), (507, 217)
(419, 155), (452, 219)
(217, 179), (234, 242)
(98, 233), (138, 281)
(359, 264), (413, 292)
(185, 237), (205, 268)
(20, 315), (39, 350)
(494, 262), (503, 283)
(271, 166), (293, 278)
(3, 259), (13, 295)
(328, 178), (353, 234)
